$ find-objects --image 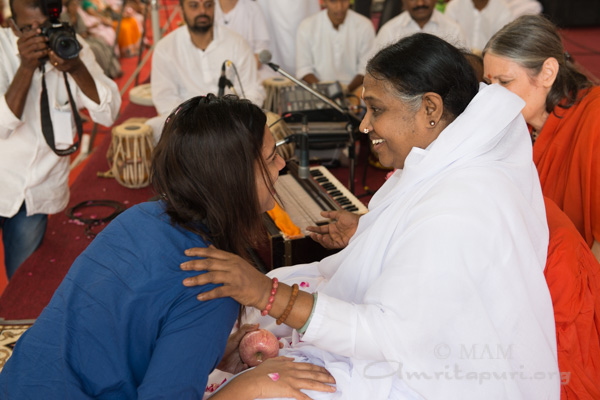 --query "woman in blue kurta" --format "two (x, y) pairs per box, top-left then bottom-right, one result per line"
(0, 95), (336, 399)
